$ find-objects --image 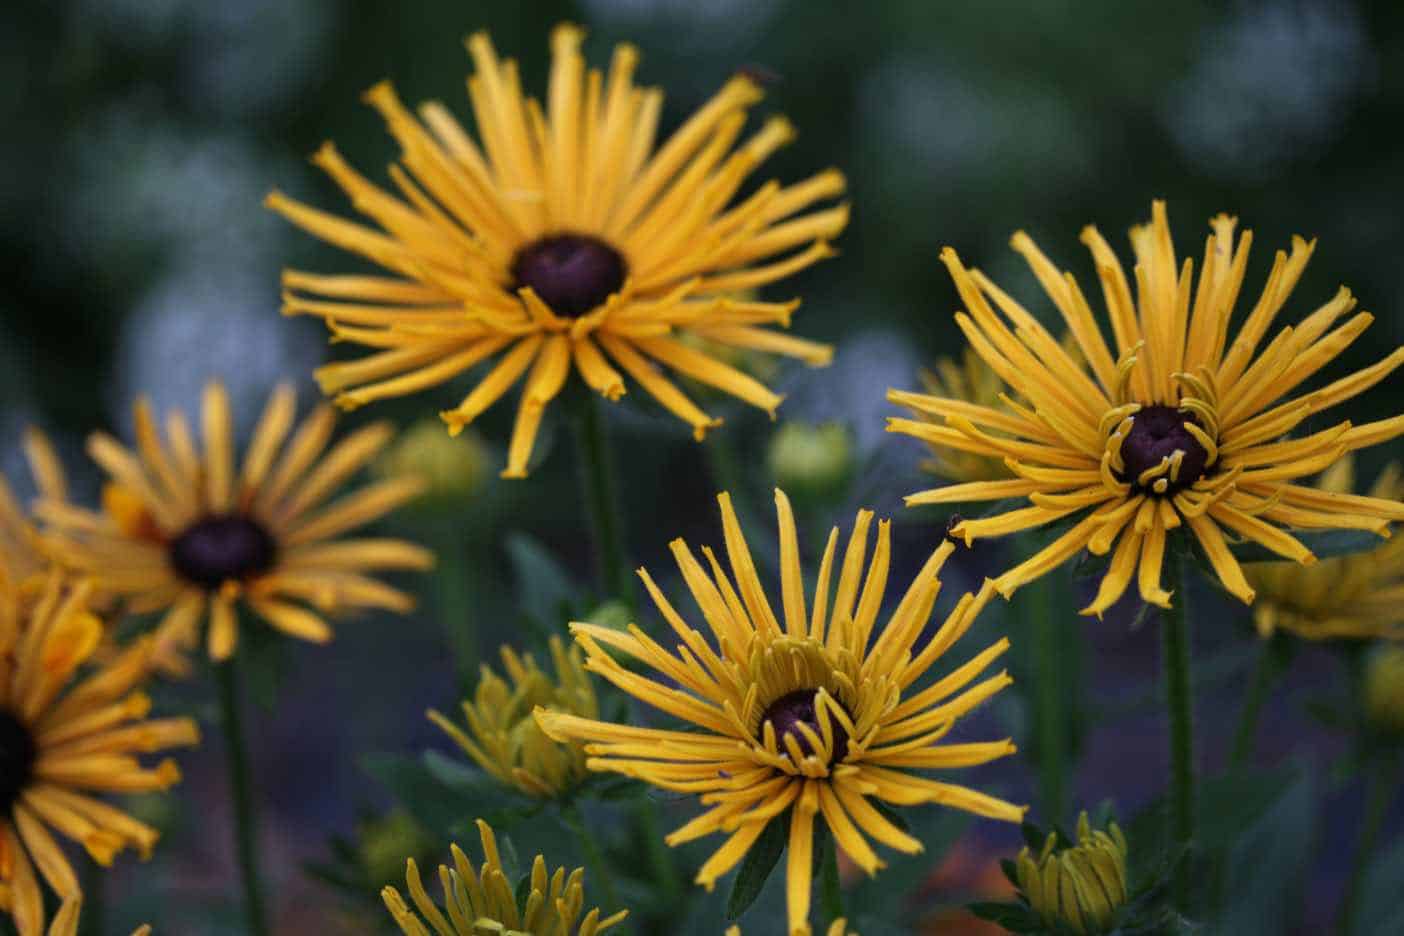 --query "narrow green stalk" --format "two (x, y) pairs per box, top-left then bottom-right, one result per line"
(1029, 574), (1067, 825)
(573, 394), (633, 610)
(634, 799), (682, 902)
(78, 861), (103, 936)
(1229, 636), (1282, 768)
(1161, 554), (1195, 909)
(819, 829), (844, 924)
(434, 519), (478, 693)
(216, 659), (269, 936)
(1338, 752), (1396, 935)
(562, 802), (621, 914)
